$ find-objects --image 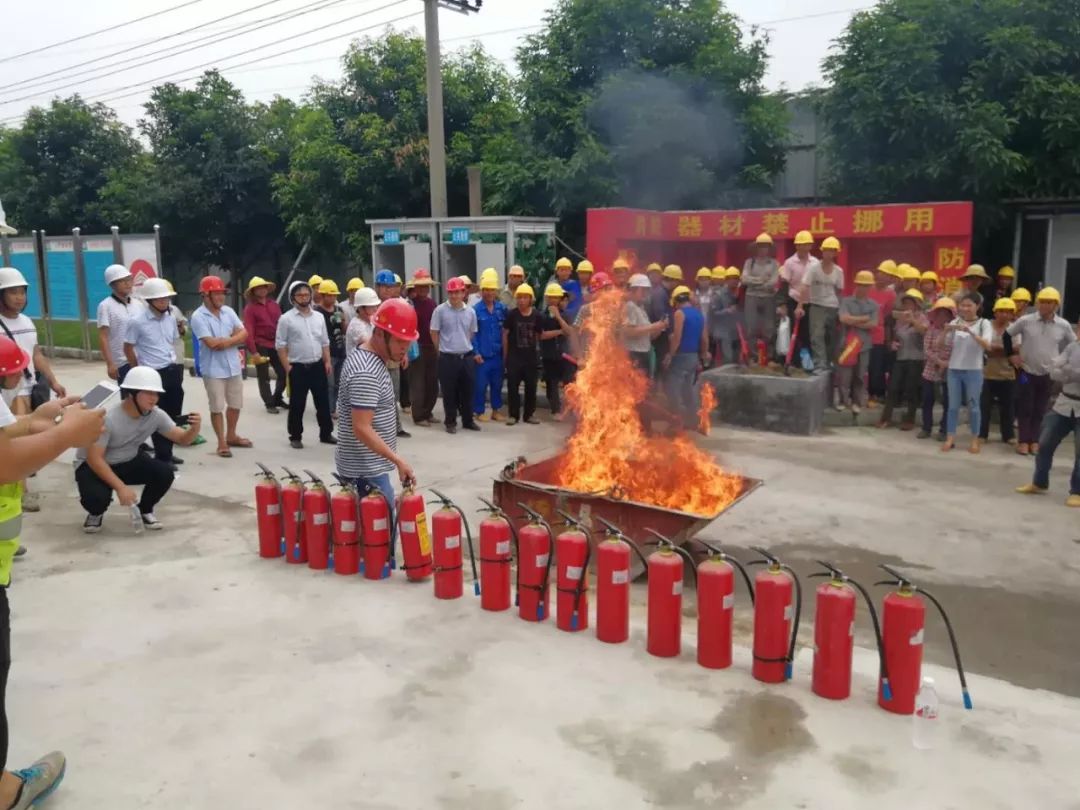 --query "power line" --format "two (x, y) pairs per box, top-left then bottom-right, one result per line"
(0, 0), (384, 104)
(0, 0), (211, 65)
